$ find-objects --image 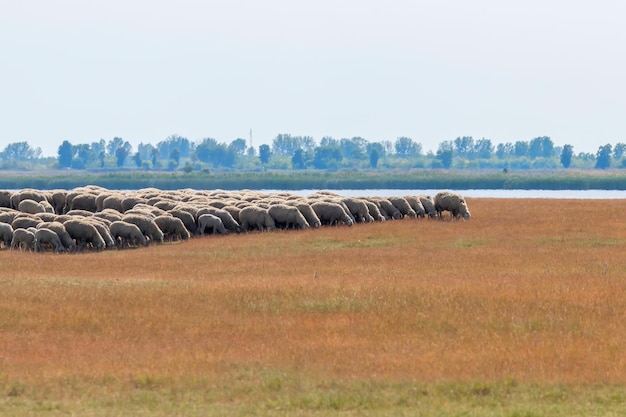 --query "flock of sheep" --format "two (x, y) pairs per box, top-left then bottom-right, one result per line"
(0, 187), (471, 253)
